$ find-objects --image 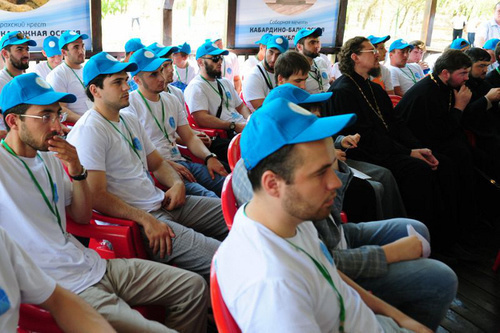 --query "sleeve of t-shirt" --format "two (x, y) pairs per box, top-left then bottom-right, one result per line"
(381, 66), (394, 91)
(388, 66), (400, 87)
(173, 98), (188, 127)
(46, 70), (67, 93)
(242, 70), (267, 102)
(68, 122), (109, 172)
(184, 82), (210, 114)
(1, 228), (56, 304)
(225, 79), (243, 108)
